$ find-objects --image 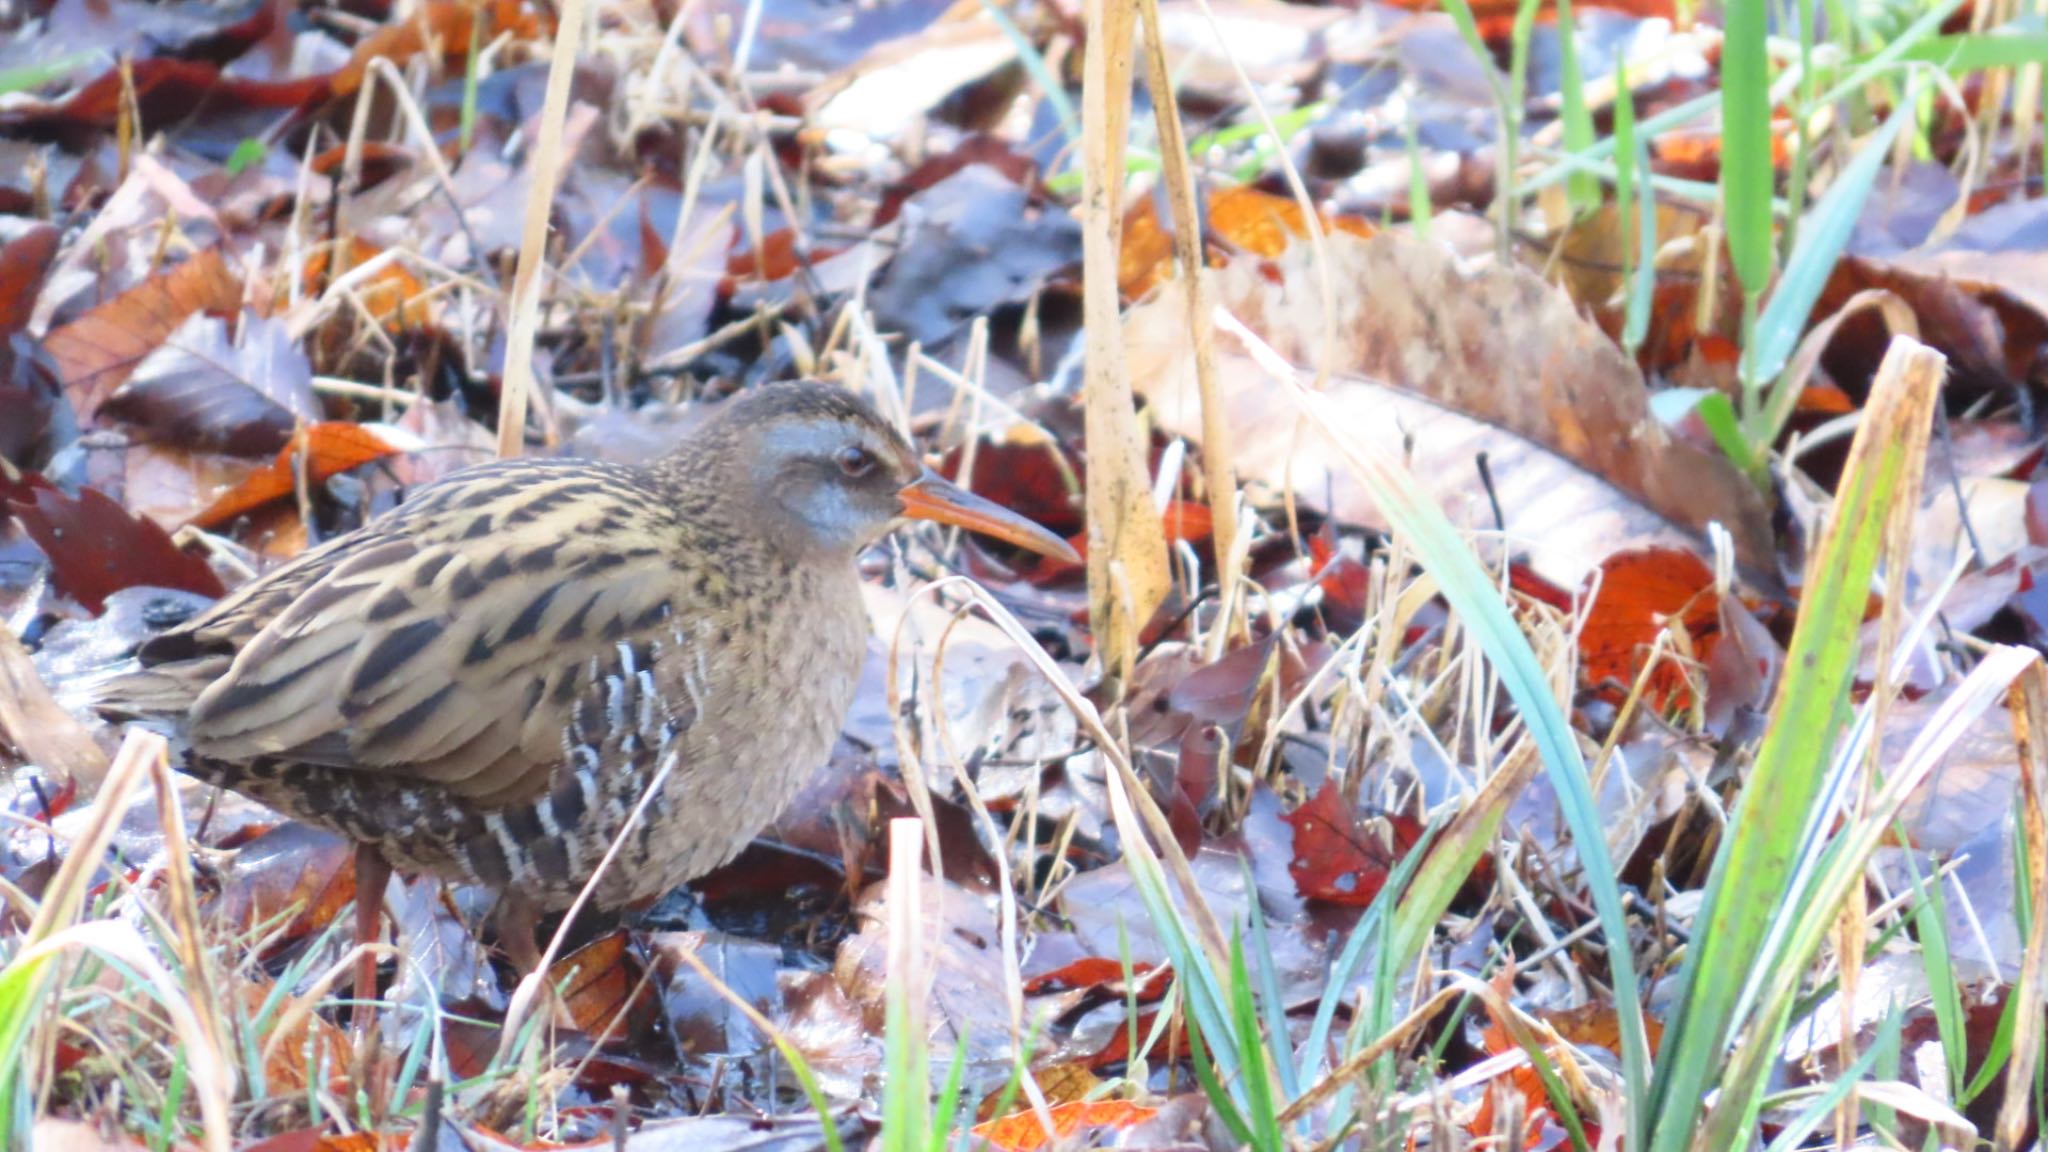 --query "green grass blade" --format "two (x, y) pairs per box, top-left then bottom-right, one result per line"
(1720, 0), (1775, 303)
(926, 1030), (971, 1152)
(1750, 93), (1917, 443)
(1266, 369), (1651, 1151)
(1553, 0), (1598, 216)
(1906, 858), (1967, 1100)
(1897, 24), (2048, 72)
(1228, 934), (1283, 1152)
(1649, 340), (1938, 1149)
(1187, 1001), (1255, 1144)
(1244, 887), (1301, 1103)
(1759, 1005), (1900, 1152)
